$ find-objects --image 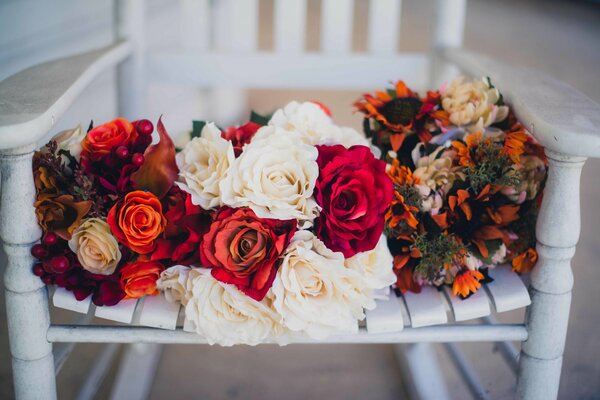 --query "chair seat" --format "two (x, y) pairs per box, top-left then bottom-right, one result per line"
(51, 264), (531, 339)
